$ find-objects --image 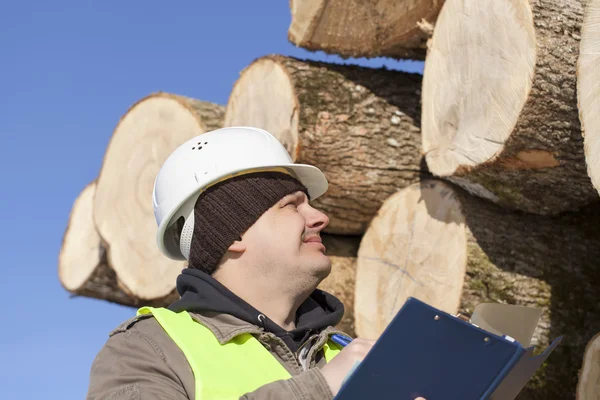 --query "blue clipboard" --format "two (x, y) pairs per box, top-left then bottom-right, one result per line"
(335, 297), (562, 400)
